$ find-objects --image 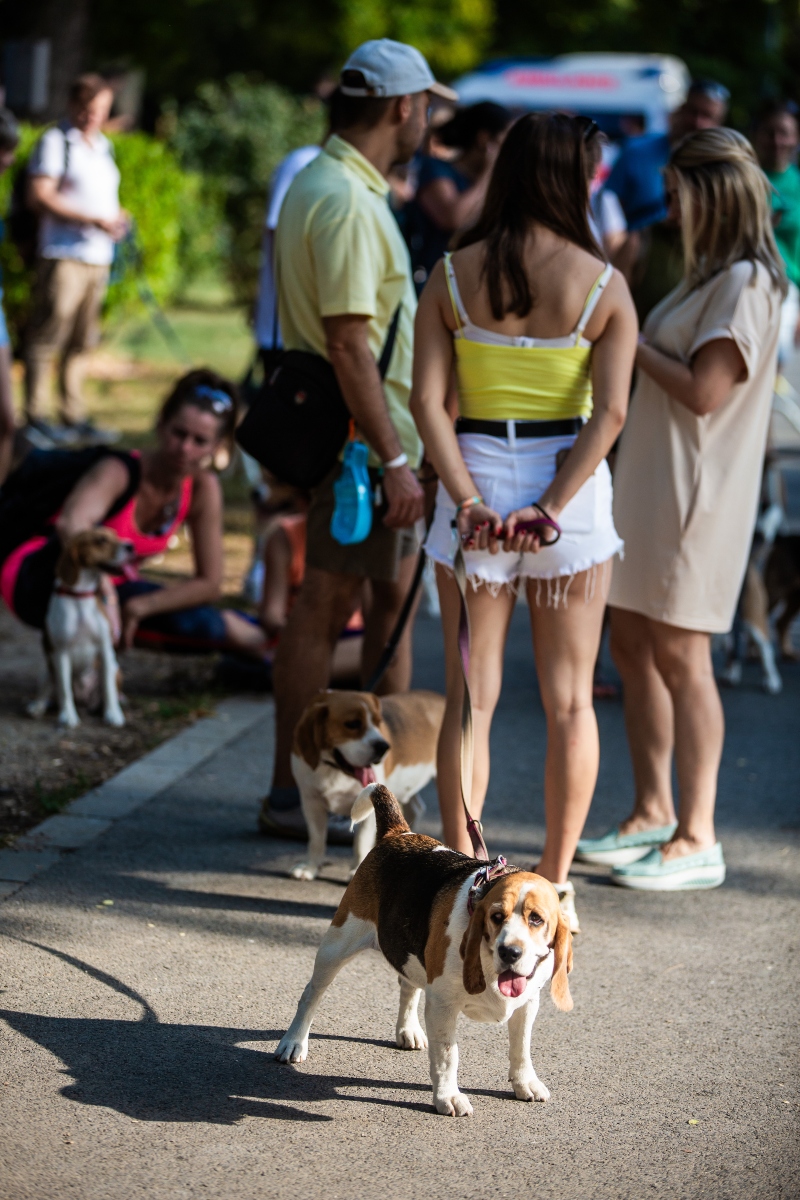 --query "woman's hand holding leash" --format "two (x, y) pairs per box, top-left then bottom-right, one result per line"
(502, 503), (562, 554)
